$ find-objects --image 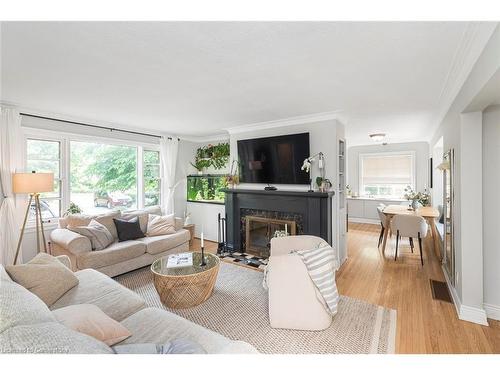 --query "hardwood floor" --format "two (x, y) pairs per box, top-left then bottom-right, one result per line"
(338, 222), (500, 354)
(191, 226), (500, 353)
